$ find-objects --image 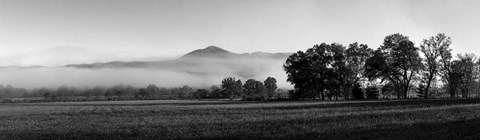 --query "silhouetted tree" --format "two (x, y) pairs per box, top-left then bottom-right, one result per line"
(435, 34), (455, 98)
(284, 43), (343, 100)
(284, 51), (316, 100)
(221, 77), (243, 100)
(264, 77), (277, 100)
(393, 40), (423, 98)
(456, 53), (477, 98)
(243, 79), (266, 101)
(345, 43), (373, 99)
(418, 33), (445, 98)
(365, 33), (422, 99)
